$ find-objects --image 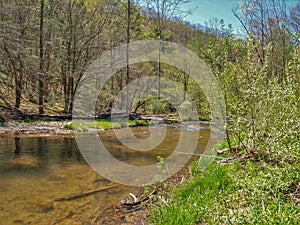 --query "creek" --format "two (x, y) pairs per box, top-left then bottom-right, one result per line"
(0, 124), (211, 224)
